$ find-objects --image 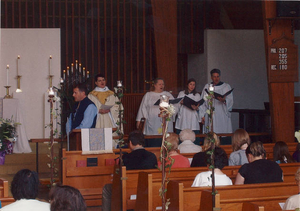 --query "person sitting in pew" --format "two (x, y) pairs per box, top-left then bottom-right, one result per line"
(122, 130), (158, 170)
(283, 167), (300, 210)
(102, 130), (157, 211)
(191, 132), (220, 167)
(192, 147), (232, 187)
(158, 133), (190, 168)
(228, 128), (251, 166)
(235, 141), (283, 185)
(273, 141), (295, 164)
(178, 129), (202, 153)
(49, 184), (86, 211)
(1, 169), (50, 211)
